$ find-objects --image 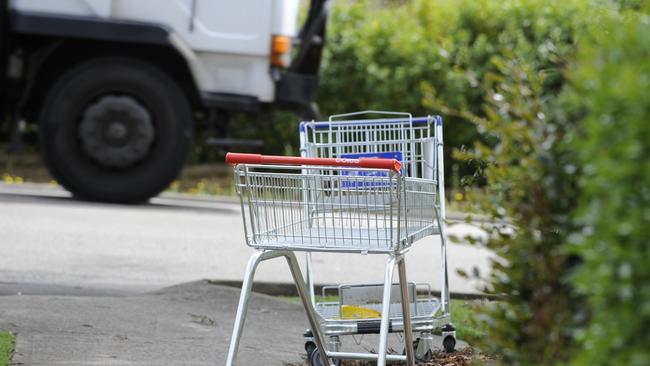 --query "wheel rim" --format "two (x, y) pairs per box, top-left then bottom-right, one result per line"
(78, 95), (155, 169)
